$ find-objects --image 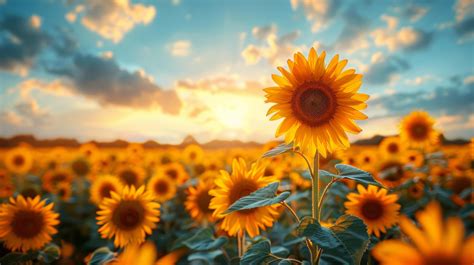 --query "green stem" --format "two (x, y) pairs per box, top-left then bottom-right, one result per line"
(312, 151), (320, 264)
